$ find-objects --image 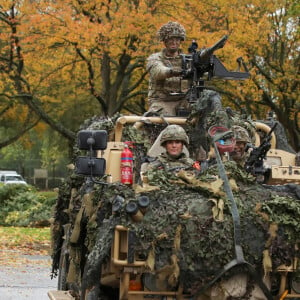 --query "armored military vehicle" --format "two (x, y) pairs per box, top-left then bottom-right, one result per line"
(48, 34), (300, 300)
(48, 112), (300, 300)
